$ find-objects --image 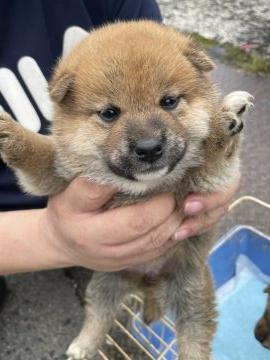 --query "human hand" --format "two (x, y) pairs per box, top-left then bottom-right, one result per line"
(39, 176), (239, 272)
(173, 177), (241, 241)
(40, 178), (182, 272)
